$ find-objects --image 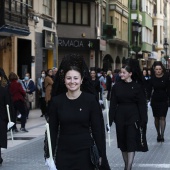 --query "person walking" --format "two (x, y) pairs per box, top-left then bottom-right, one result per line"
(142, 68), (150, 100)
(0, 72), (11, 164)
(106, 70), (112, 101)
(148, 61), (170, 142)
(90, 69), (100, 100)
(44, 54), (110, 170)
(22, 73), (36, 118)
(37, 70), (46, 117)
(51, 67), (58, 80)
(109, 59), (148, 170)
(98, 70), (106, 101)
(9, 72), (28, 132)
(0, 68), (16, 132)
